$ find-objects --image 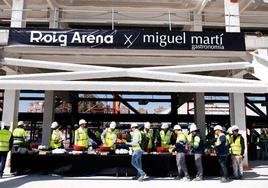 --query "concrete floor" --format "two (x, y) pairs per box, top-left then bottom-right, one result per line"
(0, 160), (268, 188)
